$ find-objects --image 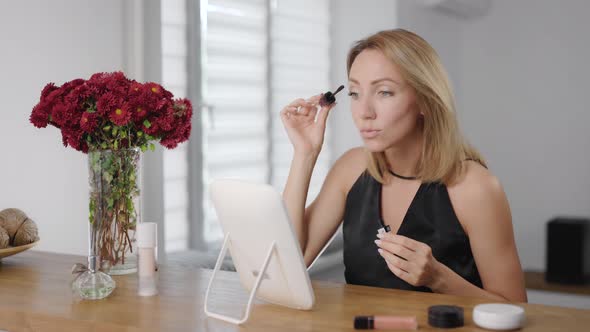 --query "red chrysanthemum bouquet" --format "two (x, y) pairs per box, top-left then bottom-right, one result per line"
(30, 71), (192, 152)
(30, 72), (192, 292)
